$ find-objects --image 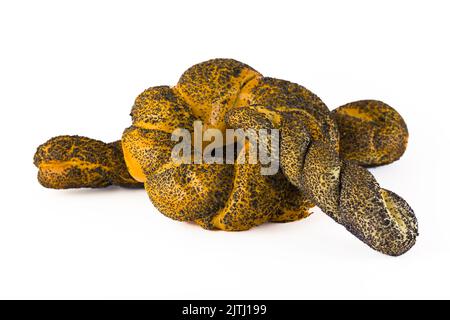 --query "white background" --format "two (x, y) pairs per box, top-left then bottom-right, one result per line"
(1, 0), (449, 299)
